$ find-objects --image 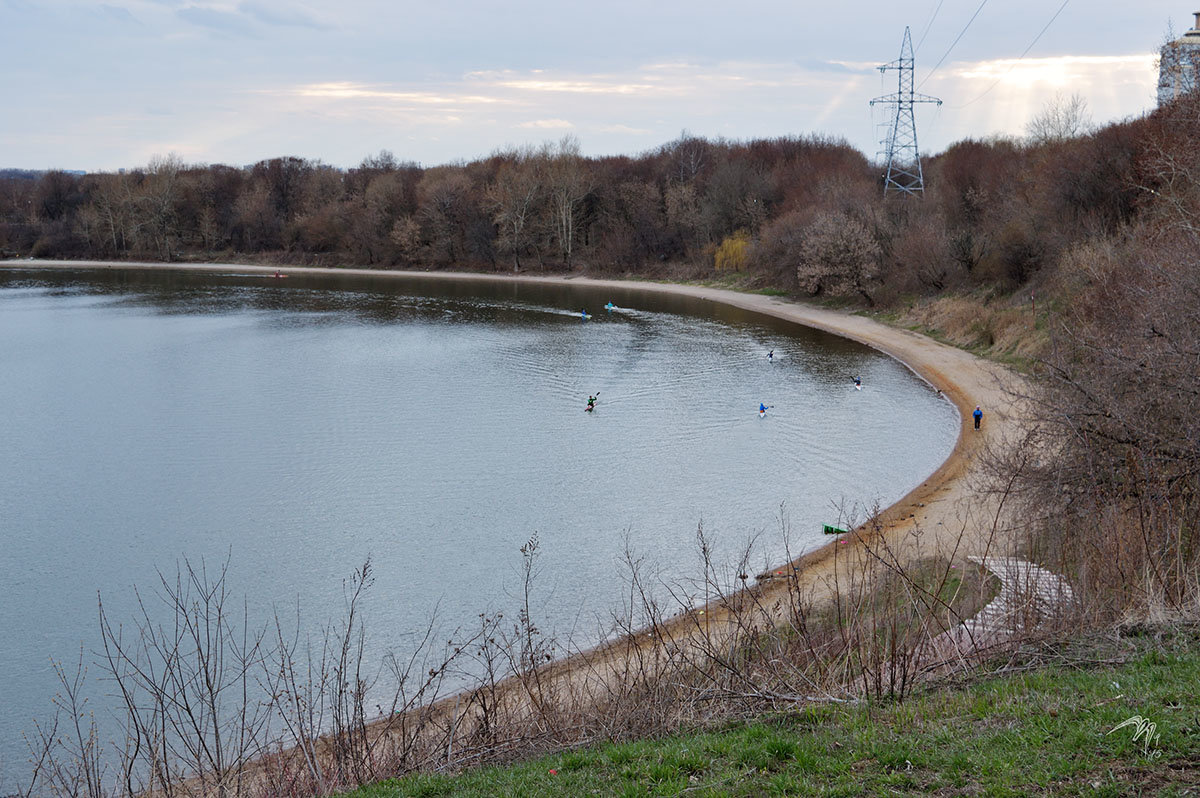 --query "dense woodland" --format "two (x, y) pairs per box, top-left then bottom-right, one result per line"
(0, 96), (1156, 302)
